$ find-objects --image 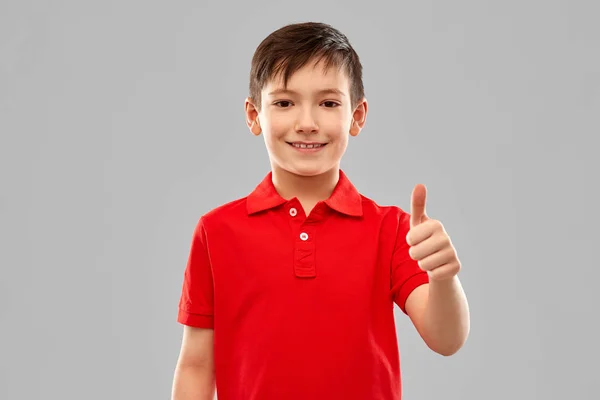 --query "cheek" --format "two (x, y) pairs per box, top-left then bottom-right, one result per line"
(265, 116), (289, 138)
(323, 118), (351, 142)
(332, 135), (349, 153)
(323, 109), (352, 131)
